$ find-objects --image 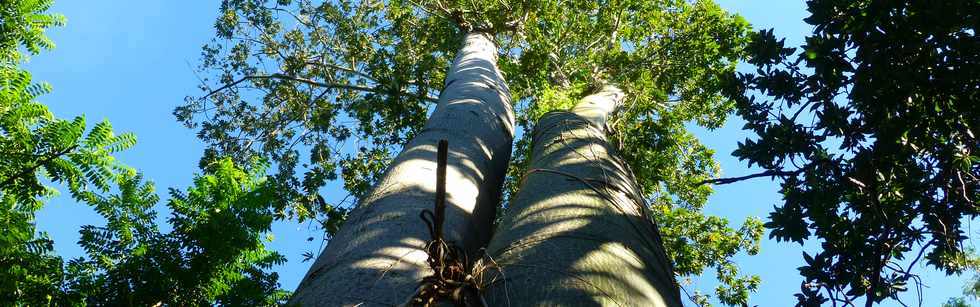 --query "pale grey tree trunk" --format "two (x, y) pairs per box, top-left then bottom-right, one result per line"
(481, 86), (681, 306)
(289, 31), (514, 306)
